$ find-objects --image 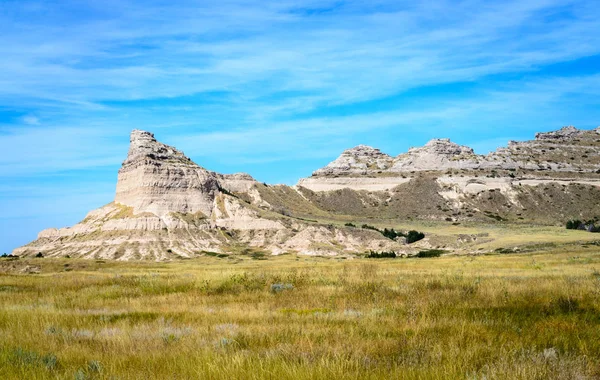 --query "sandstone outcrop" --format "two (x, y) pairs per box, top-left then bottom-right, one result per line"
(14, 130), (402, 260)
(291, 126), (600, 226)
(313, 145), (394, 176)
(115, 130), (220, 217)
(299, 126), (600, 191)
(13, 126), (600, 260)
